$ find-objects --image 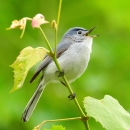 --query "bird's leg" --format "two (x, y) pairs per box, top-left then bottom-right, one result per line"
(60, 81), (66, 87)
(58, 70), (76, 100)
(68, 93), (76, 100)
(60, 81), (76, 100)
